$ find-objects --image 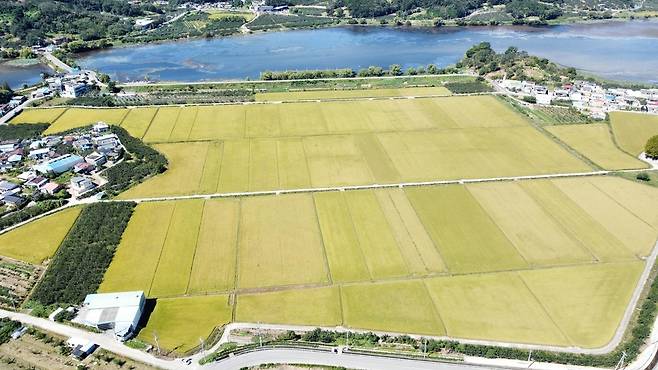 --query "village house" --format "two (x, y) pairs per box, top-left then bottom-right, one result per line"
(70, 176), (95, 194)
